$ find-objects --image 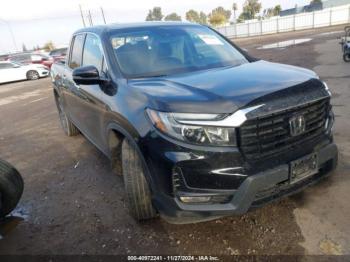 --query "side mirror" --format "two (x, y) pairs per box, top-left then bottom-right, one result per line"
(73, 65), (107, 85)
